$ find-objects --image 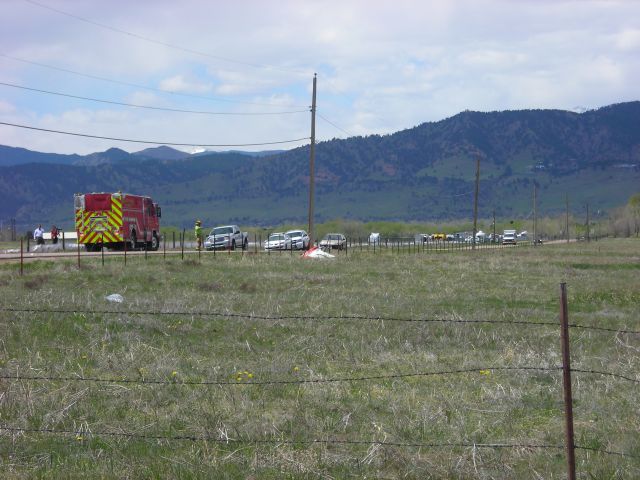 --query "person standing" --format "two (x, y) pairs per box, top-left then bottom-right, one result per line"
(51, 225), (59, 244)
(195, 220), (203, 250)
(33, 224), (45, 245)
